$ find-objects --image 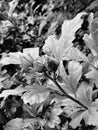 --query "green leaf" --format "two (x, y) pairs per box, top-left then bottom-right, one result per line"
(4, 118), (23, 130)
(70, 104), (98, 129)
(76, 82), (93, 107)
(0, 84), (51, 105)
(83, 15), (98, 57)
(47, 105), (63, 128)
(62, 82), (96, 129)
(63, 47), (88, 62)
(85, 66), (98, 88)
(61, 12), (87, 43)
(83, 34), (98, 57)
(47, 21), (57, 36)
(43, 12), (86, 62)
(63, 98), (82, 117)
(21, 85), (50, 105)
(0, 86), (27, 100)
(8, 0), (19, 17)
(0, 47), (39, 69)
(67, 61), (82, 93)
(57, 61), (82, 95)
(38, 19), (47, 36)
(43, 35), (58, 59)
(4, 118), (43, 130)
(0, 52), (22, 65)
(0, 20), (13, 36)
(88, 13), (94, 30)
